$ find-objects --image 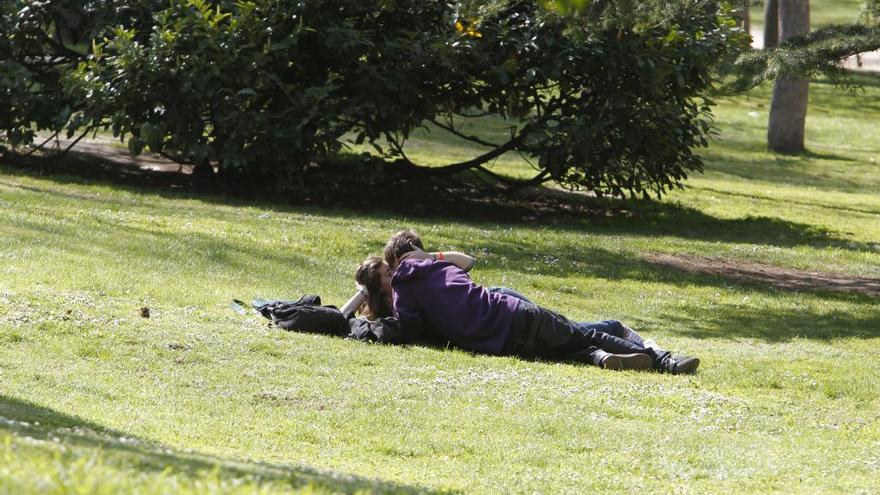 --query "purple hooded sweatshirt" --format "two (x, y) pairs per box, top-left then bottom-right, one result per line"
(391, 258), (520, 355)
